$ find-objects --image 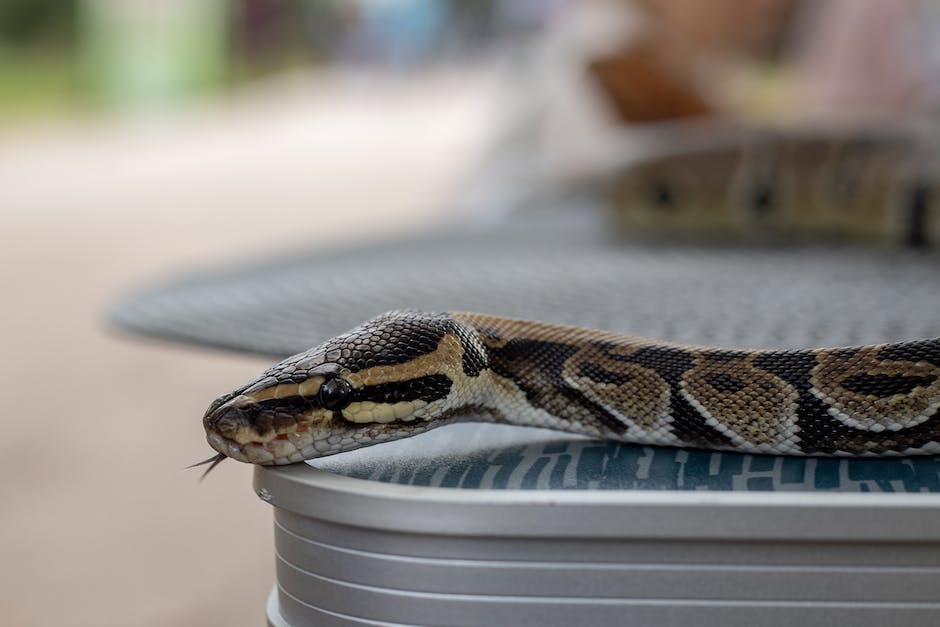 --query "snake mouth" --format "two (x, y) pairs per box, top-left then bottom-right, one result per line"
(203, 395), (320, 465)
(205, 430), (316, 465)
